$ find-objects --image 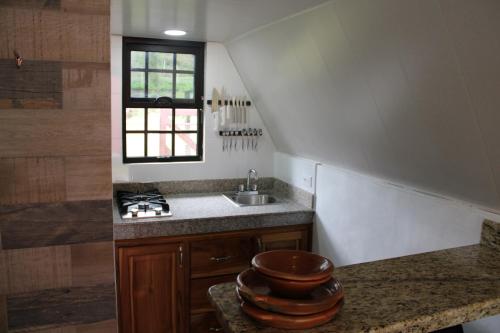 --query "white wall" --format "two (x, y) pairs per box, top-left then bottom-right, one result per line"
(274, 152), (317, 193)
(111, 36), (276, 182)
(274, 152), (500, 332)
(229, 0), (500, 210)
(314, 163), (500, 266)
